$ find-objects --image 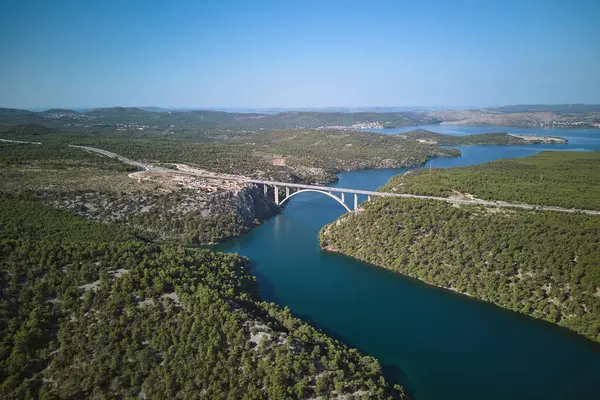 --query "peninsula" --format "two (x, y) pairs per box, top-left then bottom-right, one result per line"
(320, 151), (600, 343)
(400, 130), (568, 145)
